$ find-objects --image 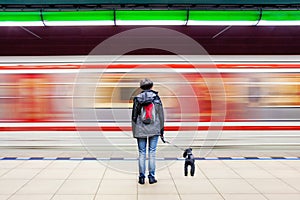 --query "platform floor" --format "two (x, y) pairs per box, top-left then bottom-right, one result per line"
(0, 159), (299, 200)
